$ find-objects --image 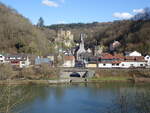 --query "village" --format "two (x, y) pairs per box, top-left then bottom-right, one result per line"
(0, 30), (150, 69)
